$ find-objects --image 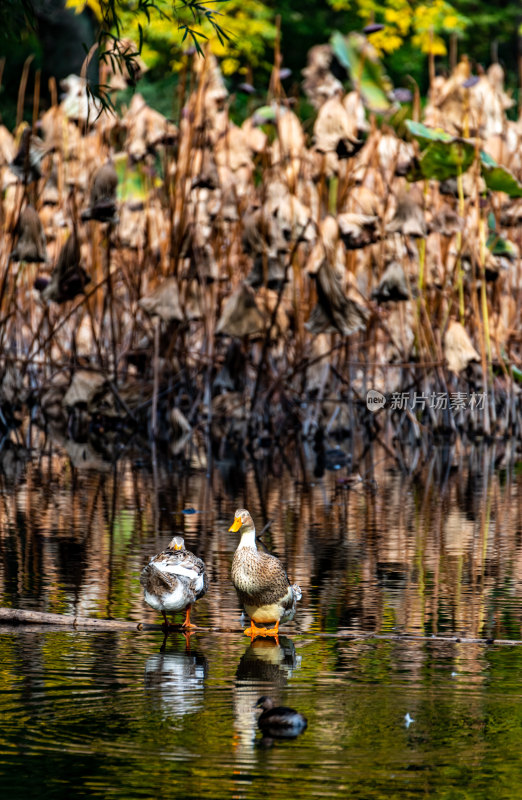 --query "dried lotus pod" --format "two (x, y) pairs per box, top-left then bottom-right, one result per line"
(36, 232), (90, 303)
(81, 162), (118, 223)
(121, 93), (178, 160)
(10, 205), (47, 263)
(9, 125), (47, 183)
